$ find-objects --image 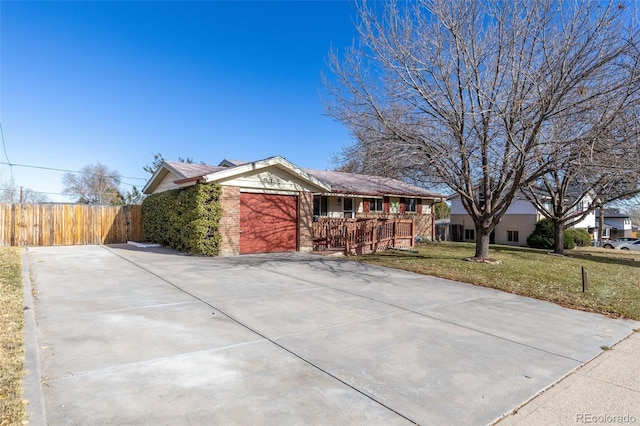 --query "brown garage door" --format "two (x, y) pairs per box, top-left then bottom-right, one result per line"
(240, 193), (298, 254)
